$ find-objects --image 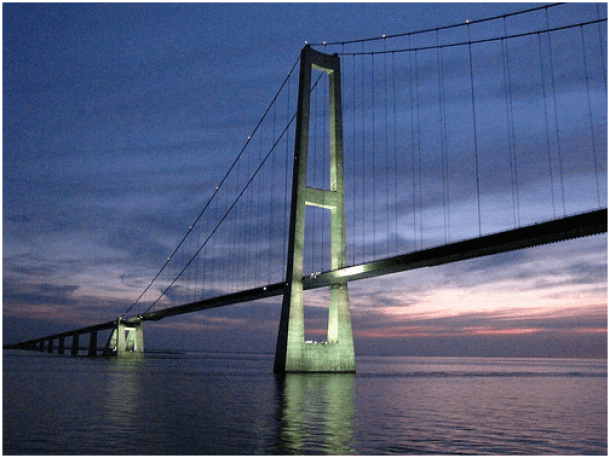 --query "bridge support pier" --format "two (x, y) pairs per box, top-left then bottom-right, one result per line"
(88, 330), (98, 356)
(103, 317), (144, 357)
(275, 46), (356, 373)
(71, 334), (80, 356)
